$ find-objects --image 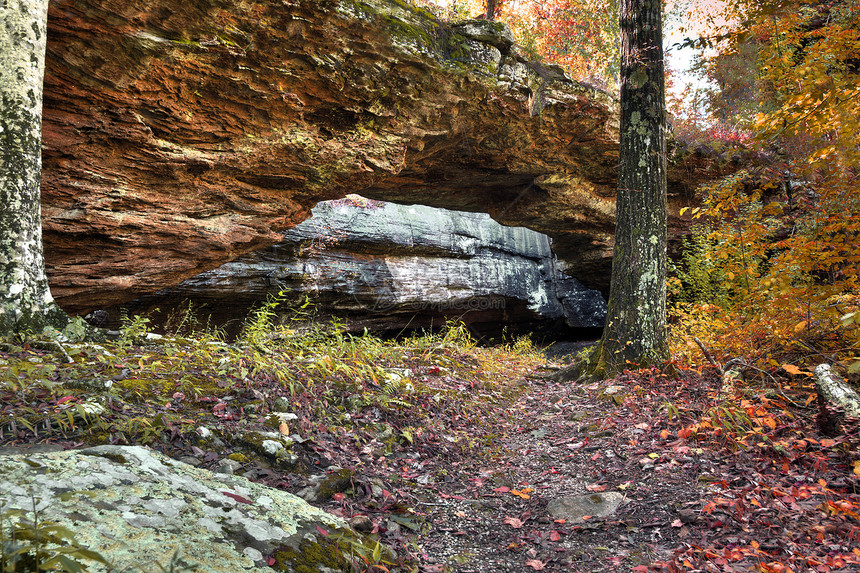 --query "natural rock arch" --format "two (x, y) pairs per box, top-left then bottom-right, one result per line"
(40, 0), (718, 315)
